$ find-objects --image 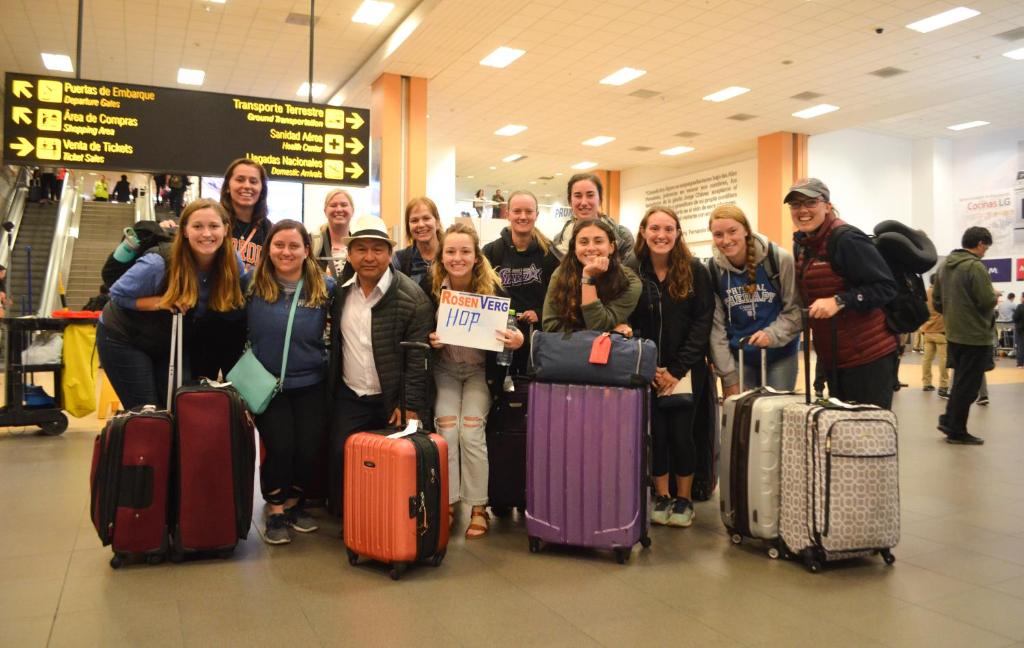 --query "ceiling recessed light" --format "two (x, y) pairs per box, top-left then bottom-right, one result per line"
(599, 67), (646, 86)
(466, 175), (474, 179)
(297, 82), (326, 97)
(1003, 47), (1024, 60)
(571, 161), (598, 170)
(502, 154), (524, 163)
(41, 53), (73, 72)
(208, 0), (226, 3)
(352, 0), (394, 25)
(702, 86), (750, 102)
(529, 181), (537, 185)
(906, 6), (979, 33)
(494, 124), (527, 136)
(489, 166), (497, 170)
(176, 67), (205, 85)
(582, 135), (615, 147)
(947, 120), (990, 131)
(660, 146), (695, 156)
(480, 47), (525, 68)
(554, 172), (563, 176)
(792, 104), (840, 119)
